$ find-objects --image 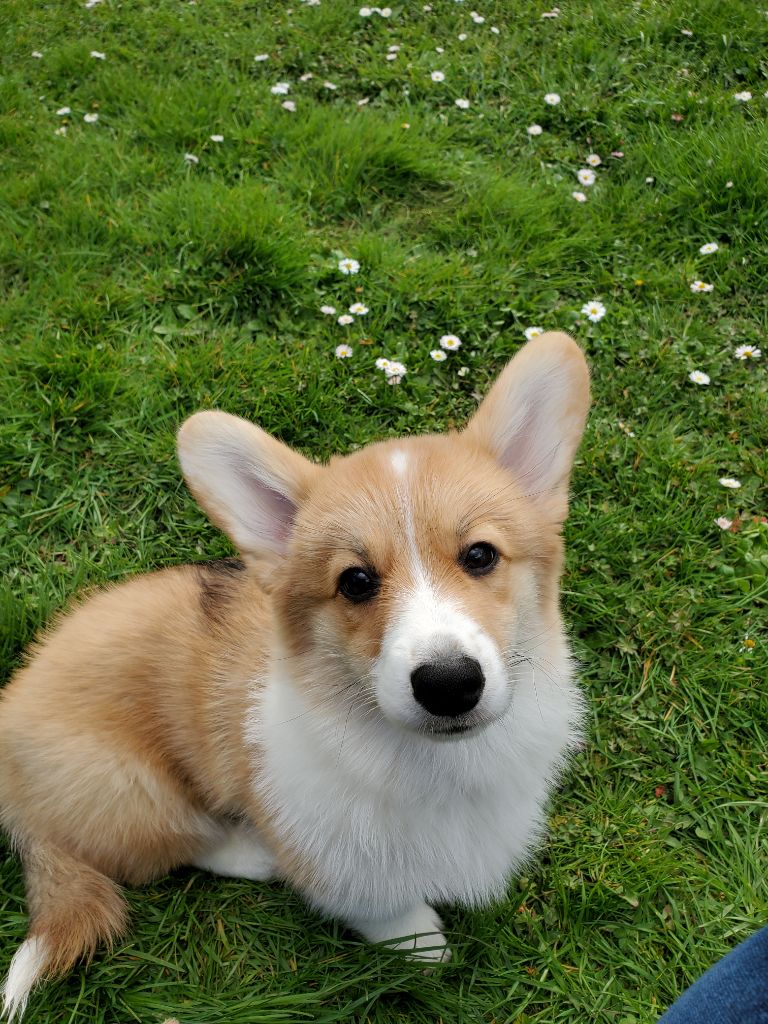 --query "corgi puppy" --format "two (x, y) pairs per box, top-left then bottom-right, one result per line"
(0, 331), (589, 1019)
